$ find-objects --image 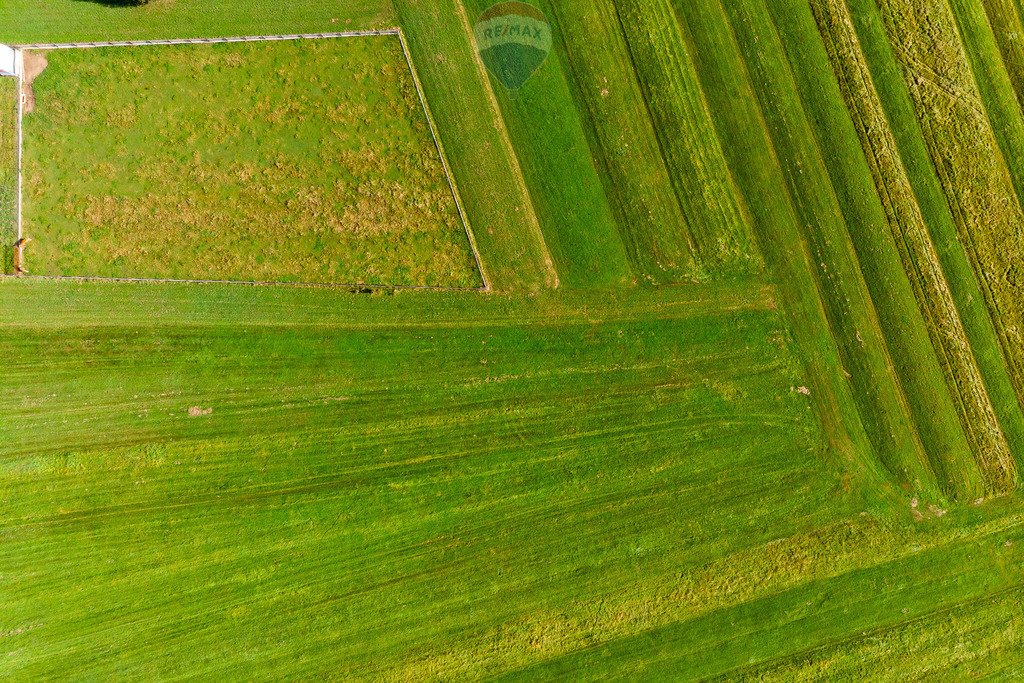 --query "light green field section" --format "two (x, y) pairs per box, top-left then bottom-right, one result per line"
(0, 0), (392, 44)
(0, 280), (846, 679)
(0, 77), (15, 275)
(614, 0), (764, 281)
(460, 0), (634, 289)
(870, 0), (1024, 422)
(506, 506), (1024, 678)
(21, 39), (481, 287)
(542, 0), (698, 284)
(6, 0), (1024, 677)
(391, 0), (556, 293)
